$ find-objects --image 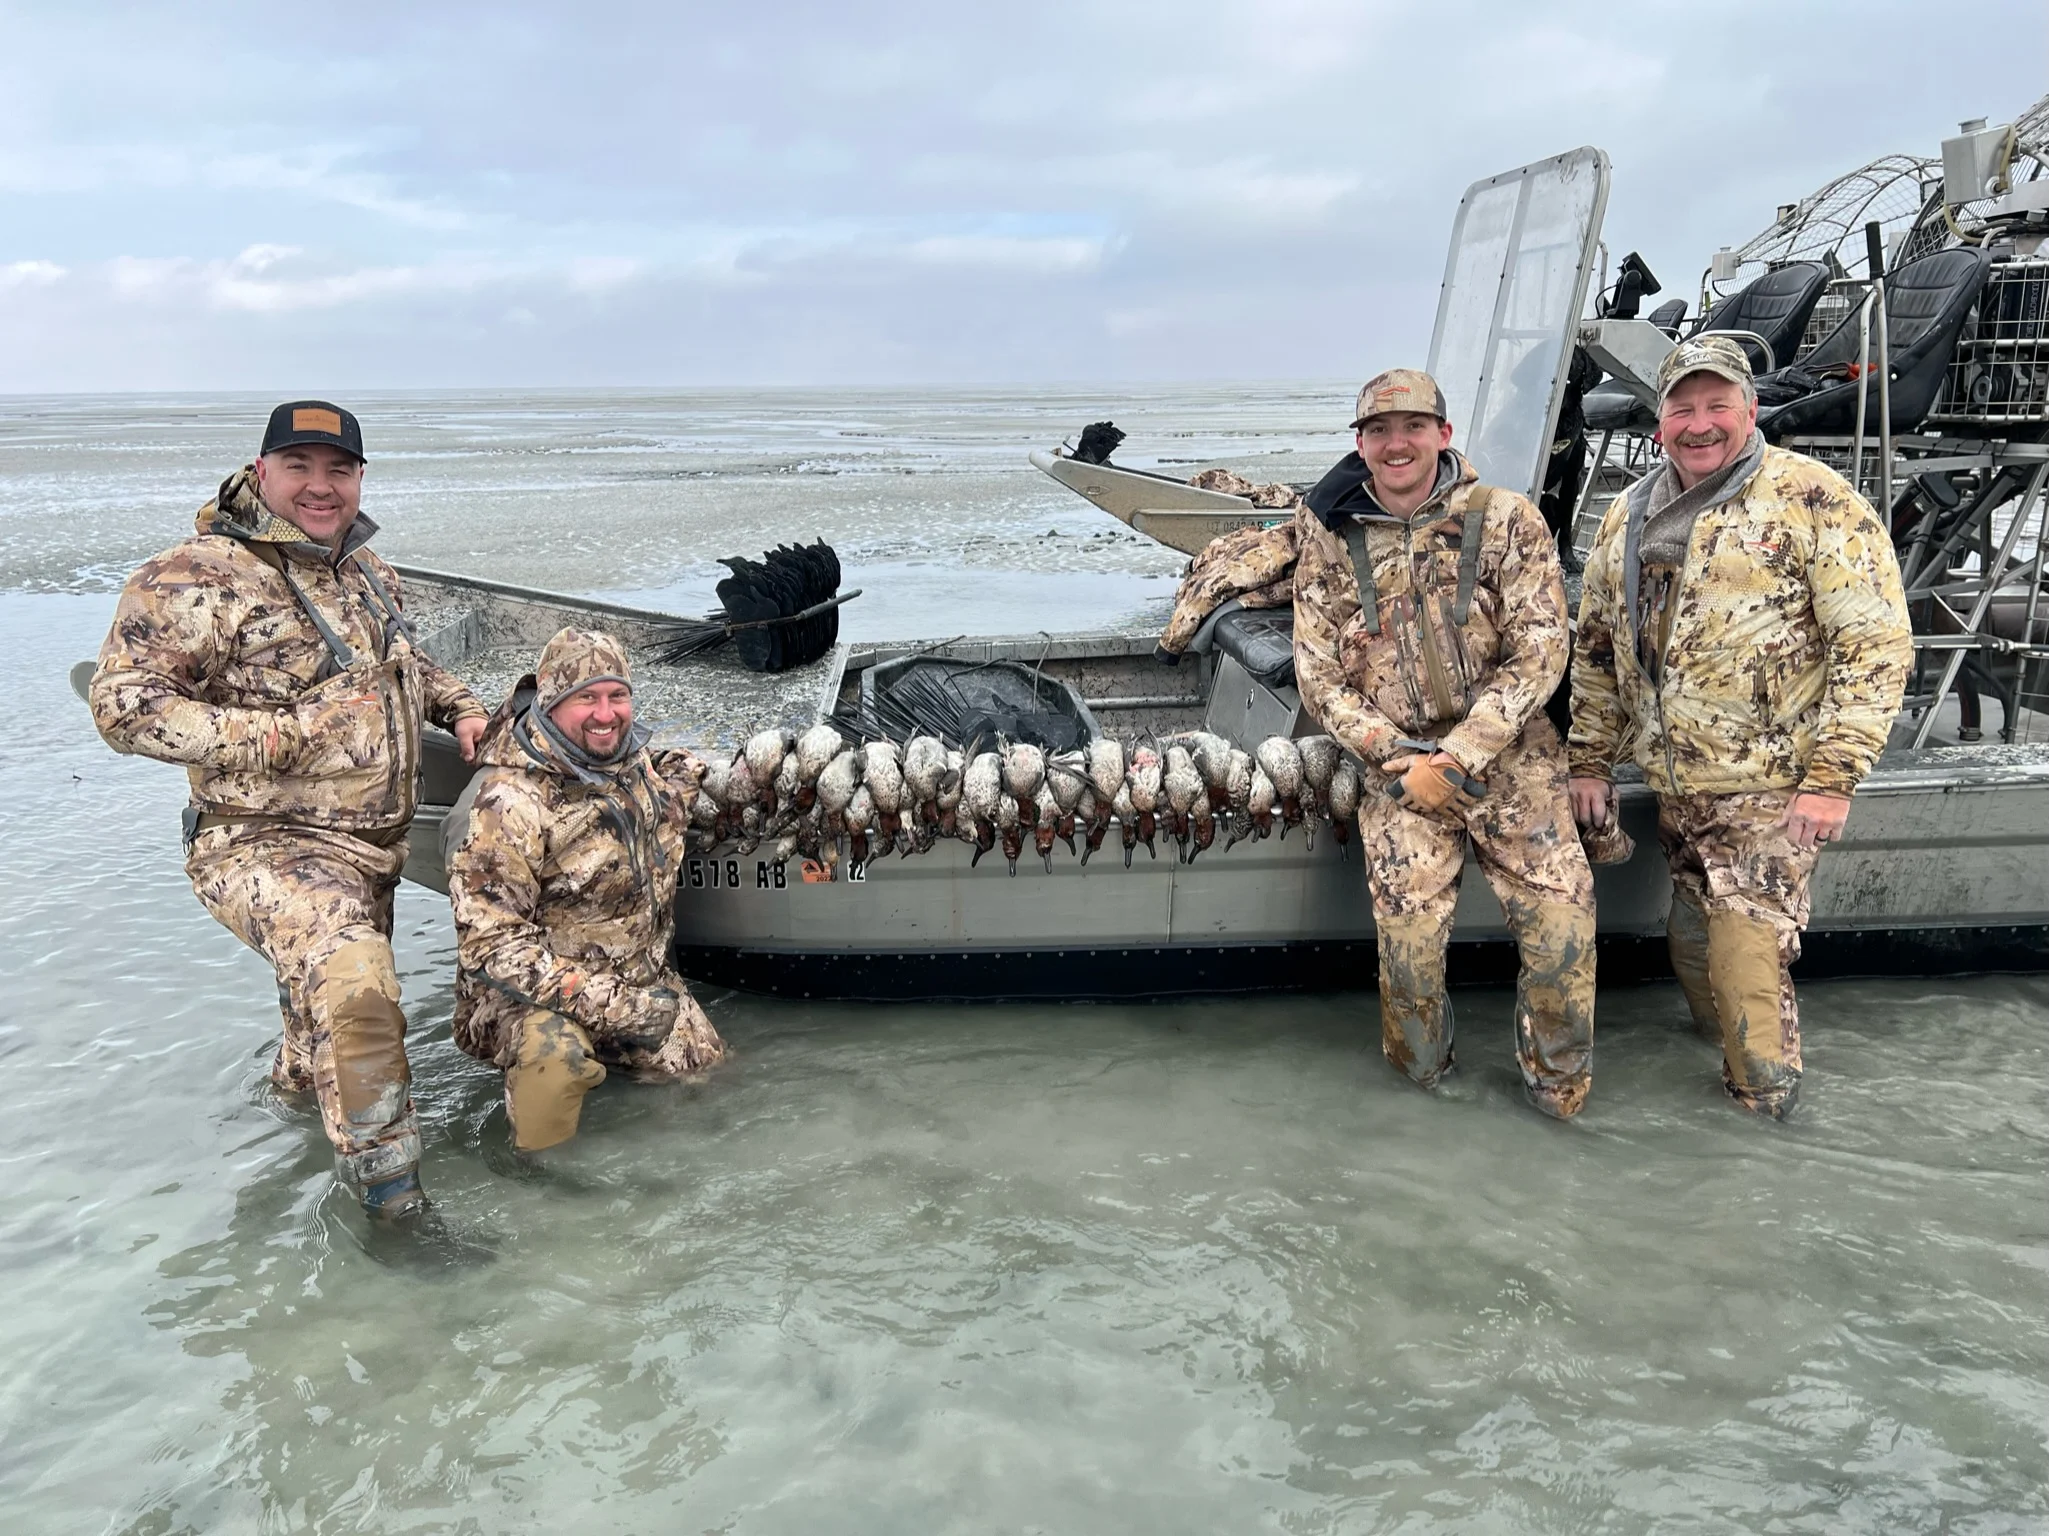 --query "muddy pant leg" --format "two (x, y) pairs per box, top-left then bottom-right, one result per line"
(1496, 896), (1596, 1118)
(1663, 885), (1722, 1042)
(505, 1008), (607, 1151)
(270, 974), (317, 1093)
(1705, 911), (1804, 1118)
(189, 827), (421, 1185)
(600, 982), (727, 1082)
(1467, 720), (1598, 1118)
(1657, 791), (1817, 1119)
(1658, 803), (1729, 1041)
(1357, 790), (1467, 1089)
(1374, 907), (1458, 1086)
